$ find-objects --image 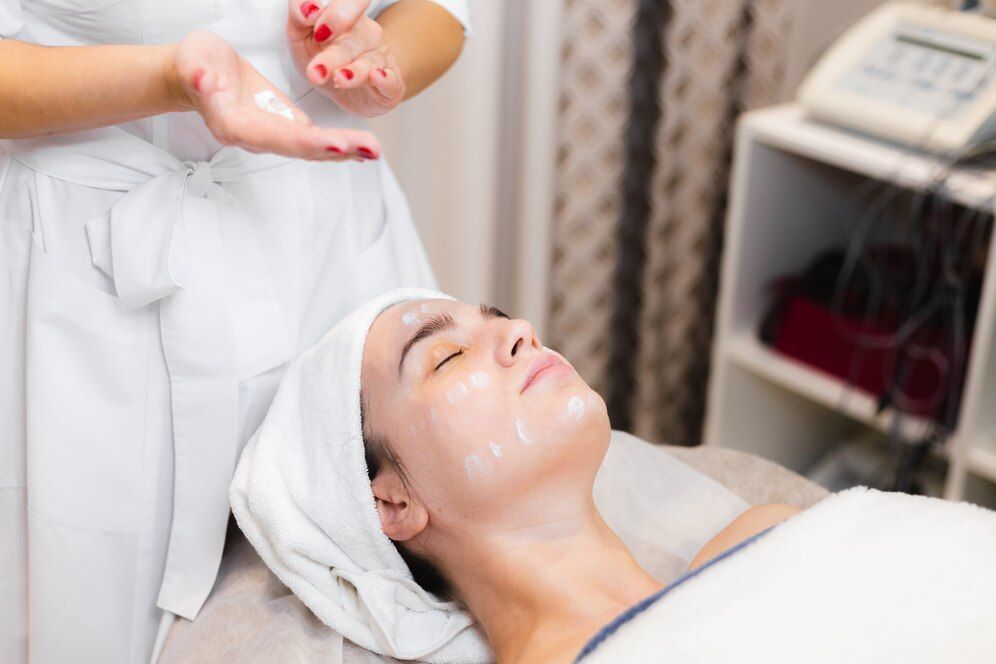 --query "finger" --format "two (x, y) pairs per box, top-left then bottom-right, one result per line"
(306, 27), (379, 85)
(227, 110), (381, 161)
(328, 127), (382, 160)
(286, 0), (320, 56)
(288, 0), (322, 29)
(174, 49), (220, 98)
(312, 0), (372, 44)
(369, 65), (404, 101)
(329, 52), (377, 89)
(230, 112), (340, 160)
(191, 67), (217, 96)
